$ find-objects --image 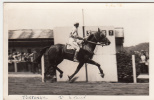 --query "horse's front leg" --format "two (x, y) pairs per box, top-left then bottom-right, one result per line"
(68, 62), (84, 81)
(86, 59), (104, 78)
